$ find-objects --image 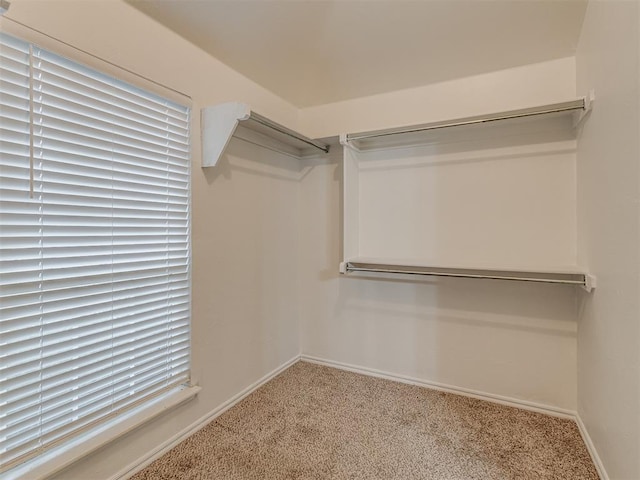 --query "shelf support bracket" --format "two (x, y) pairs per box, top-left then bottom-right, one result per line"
(201, 102), (251, 167)
(202, 102), (329, 167)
